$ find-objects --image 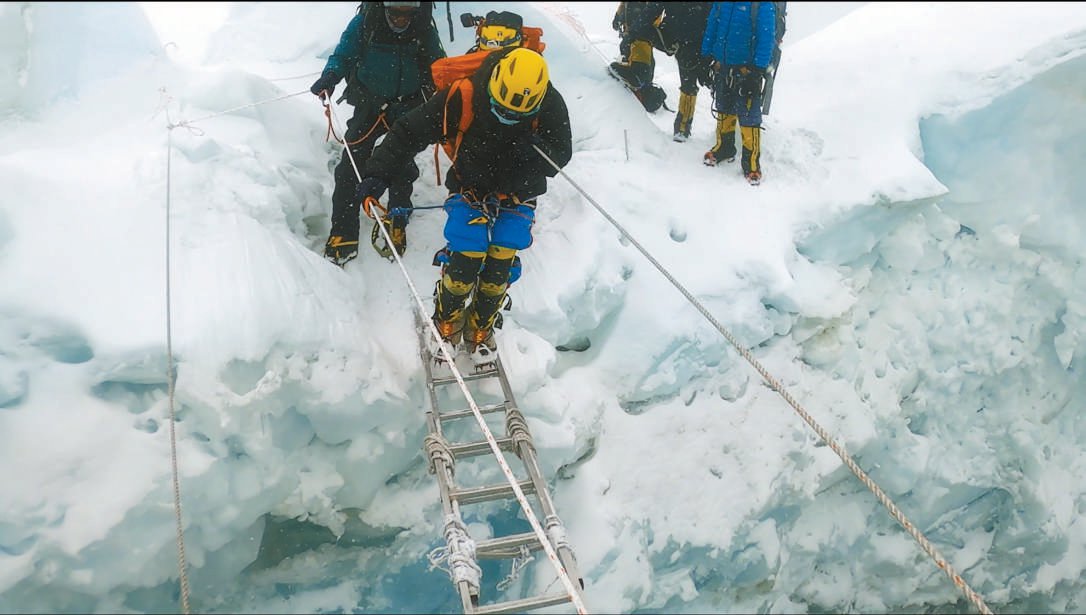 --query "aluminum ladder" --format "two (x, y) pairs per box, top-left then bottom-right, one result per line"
(417, 314), (587, 614)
